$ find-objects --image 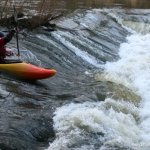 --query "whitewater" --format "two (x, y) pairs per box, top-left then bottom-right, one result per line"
(45, 9), (150, 150)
